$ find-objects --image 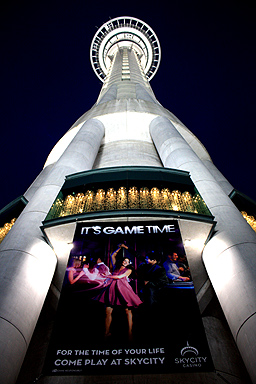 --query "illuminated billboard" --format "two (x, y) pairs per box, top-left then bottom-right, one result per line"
(44, 220), (213, 375)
